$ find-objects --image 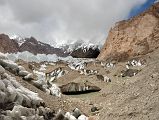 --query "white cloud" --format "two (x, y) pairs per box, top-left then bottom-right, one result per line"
(0, 0), (147, 46)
